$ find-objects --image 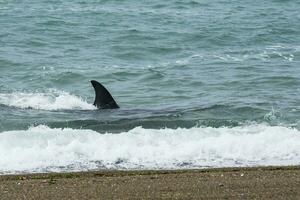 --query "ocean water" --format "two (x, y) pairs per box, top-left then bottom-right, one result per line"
(0, 0), (300, 174)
